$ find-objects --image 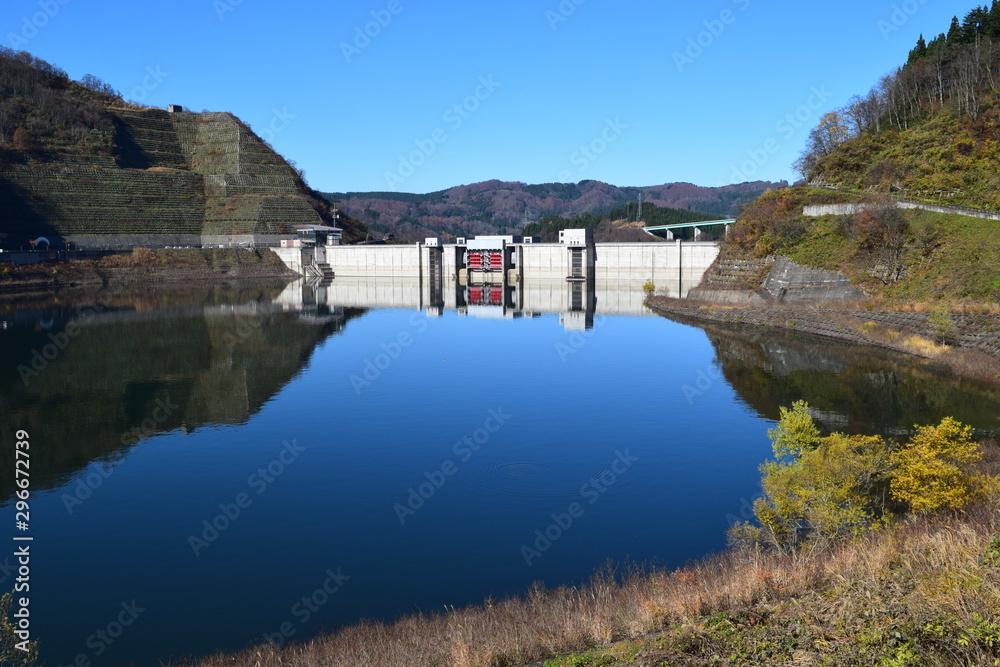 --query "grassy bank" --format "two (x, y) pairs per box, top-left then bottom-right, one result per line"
(542, 503), (1000, 666)
(680, 184), (1000, 384)
(785, 207), (1000, 305)
(730, 186), (1000, 306)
